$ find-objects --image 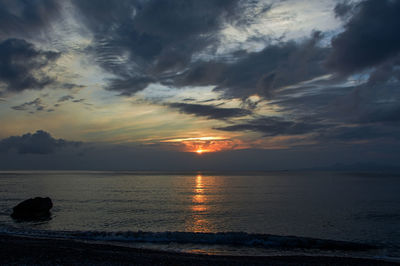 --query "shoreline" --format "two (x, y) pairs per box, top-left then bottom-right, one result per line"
(0, 234), (397, 265)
